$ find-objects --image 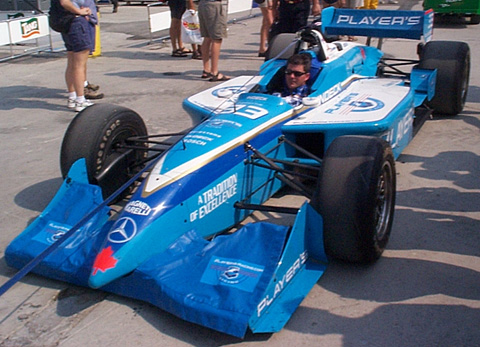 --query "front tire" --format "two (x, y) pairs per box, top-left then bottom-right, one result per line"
(60, 104), (148, 199)
(311, 136), (396, 263)
(418, 41), (470, 115)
